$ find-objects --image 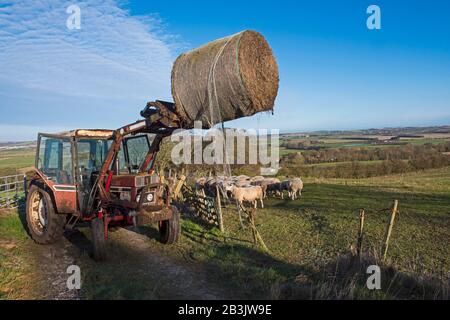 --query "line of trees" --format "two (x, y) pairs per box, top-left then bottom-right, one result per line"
(153, 138), (450, 179)
(282, 142), (450, 165)
(279, 142), (450, 178)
